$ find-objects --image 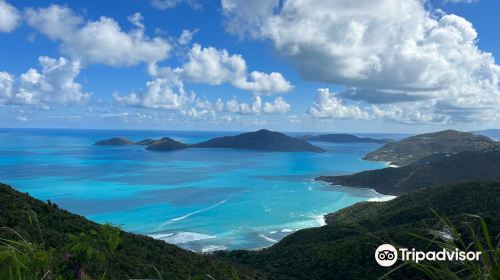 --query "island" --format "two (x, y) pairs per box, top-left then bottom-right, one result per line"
(95, 129), (326, 153)
(190, 129), (325, 153)
(363, 129), (499, 166)
(146, 137), (189, 151)
(298, 133), (391, 144)
(94, 137), (135, 145)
